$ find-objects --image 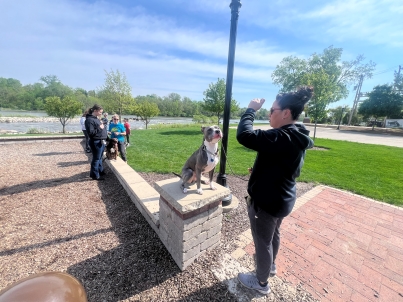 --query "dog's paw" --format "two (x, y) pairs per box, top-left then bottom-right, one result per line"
(210, 184), (217, 190)
(197, 188), (203, 195)
(183, 188), (188, 194)
(201, 179), (210, 185)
